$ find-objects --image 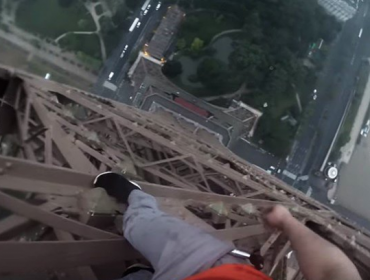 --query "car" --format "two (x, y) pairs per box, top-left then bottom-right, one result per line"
(361, 121), (370, 137)
(362, 130), (368, 137)
(156, 2), (161, 10)
(313, 94), (317, 100)
(120, 50), (126, 58)
(143, 9), (148, 15)
(108, 72), (114, 80)
(364, 127), (369, 137)
(124, 45), (129, 51)
(136, 21), (141, 28)
(313, 89), (317, 93)
(147, 4), (151, 9)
